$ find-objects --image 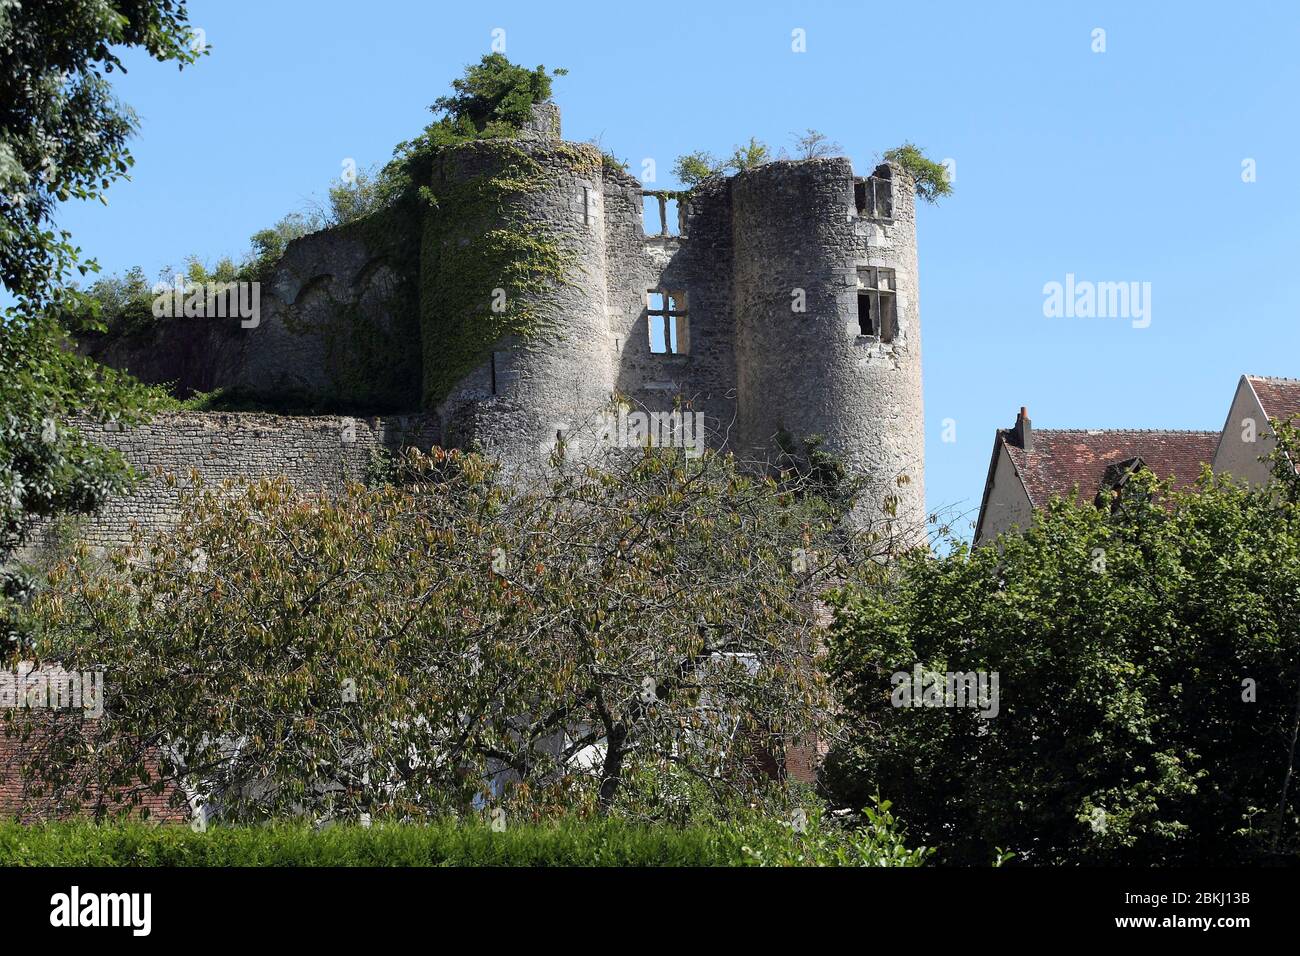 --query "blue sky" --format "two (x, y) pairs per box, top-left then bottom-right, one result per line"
(52, 0), (1300, 535)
